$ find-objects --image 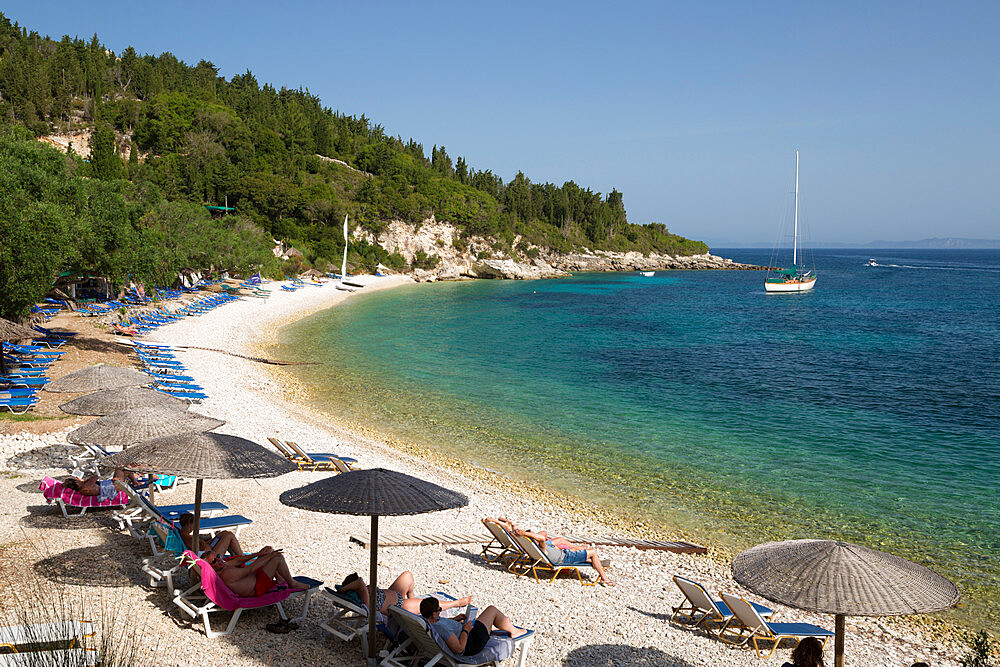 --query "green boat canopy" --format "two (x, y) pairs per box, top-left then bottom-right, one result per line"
(204, 205), (235, 212)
